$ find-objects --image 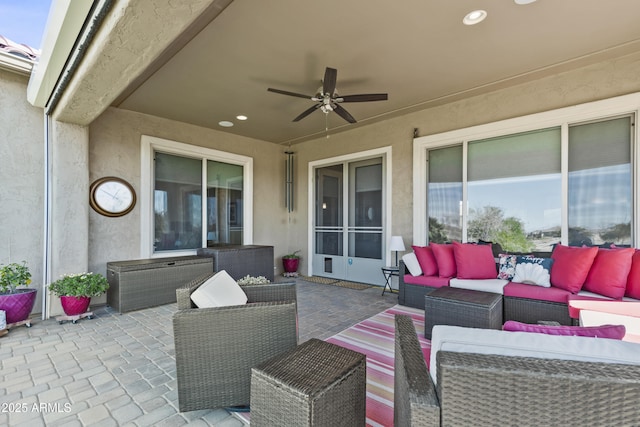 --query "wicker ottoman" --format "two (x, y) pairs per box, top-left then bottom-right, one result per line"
(250, 338), (366, 427)
(424, 287), (503, 339)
